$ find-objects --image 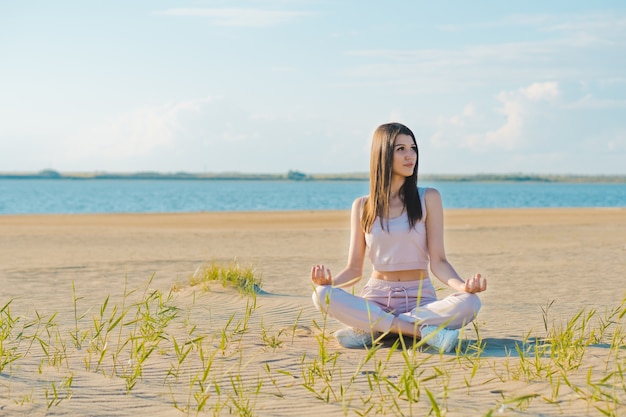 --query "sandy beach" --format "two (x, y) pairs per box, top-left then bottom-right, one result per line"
(1, 208), (625, 416)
